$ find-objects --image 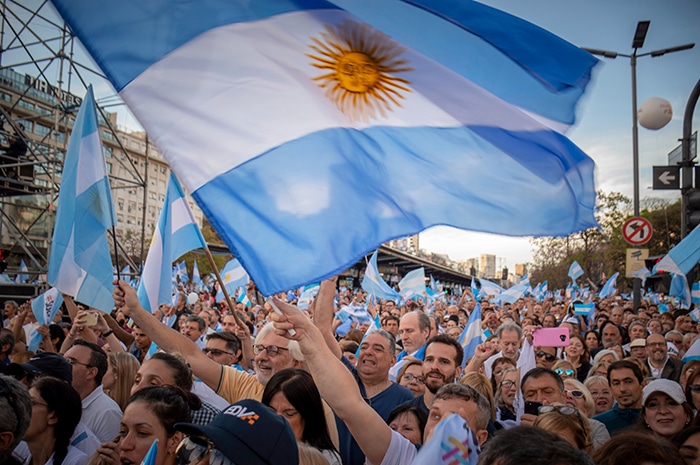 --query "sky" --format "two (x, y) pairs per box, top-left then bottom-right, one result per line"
(419, 0), (700, 271)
